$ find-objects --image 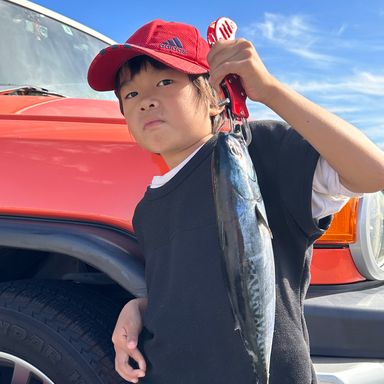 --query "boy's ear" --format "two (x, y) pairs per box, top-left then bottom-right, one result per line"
(209, 104), (224, 117)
